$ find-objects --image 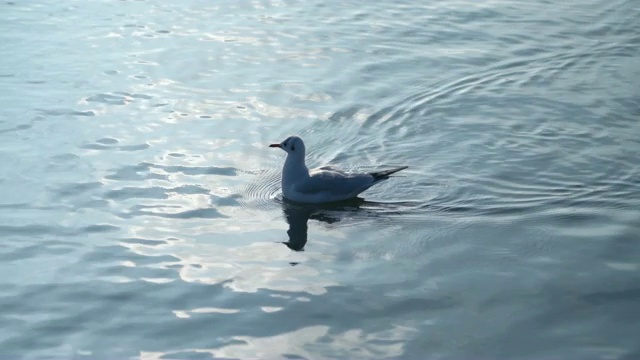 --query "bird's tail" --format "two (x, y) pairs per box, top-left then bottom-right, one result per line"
(369, 166), (409, 181)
